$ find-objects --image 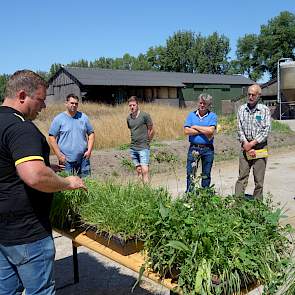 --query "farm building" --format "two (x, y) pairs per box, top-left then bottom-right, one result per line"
(47, 67), (253, 113)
